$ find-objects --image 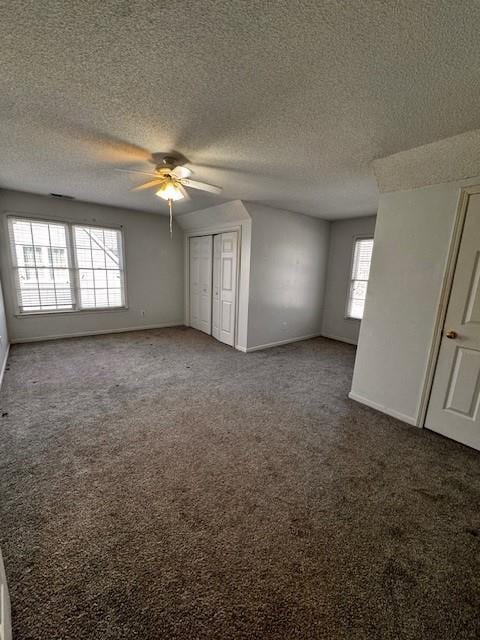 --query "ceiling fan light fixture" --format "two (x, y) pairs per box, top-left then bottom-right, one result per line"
(155, 180), (184, 201)
(118, 153), (221, 239)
